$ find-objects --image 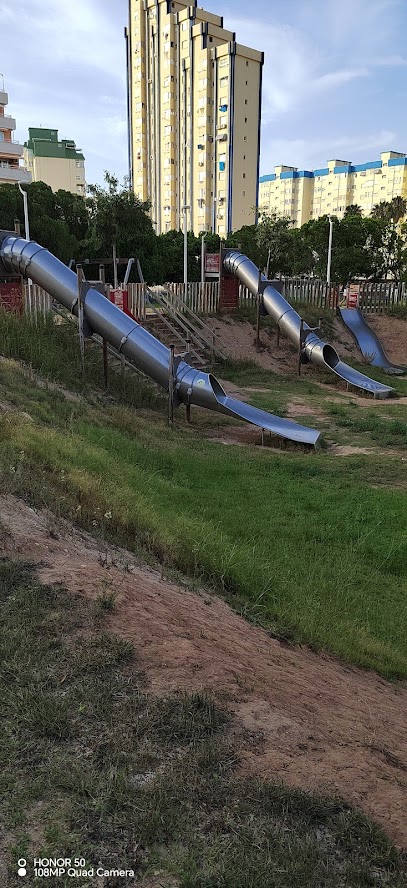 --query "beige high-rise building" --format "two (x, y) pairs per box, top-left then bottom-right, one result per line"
(126, 0), (263, 236)
(259, 151), (407, 226)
